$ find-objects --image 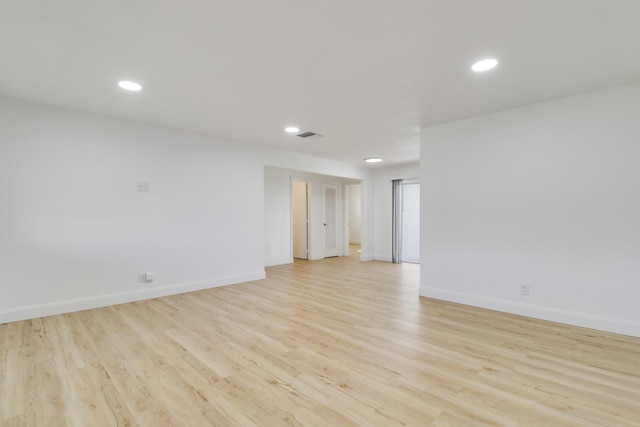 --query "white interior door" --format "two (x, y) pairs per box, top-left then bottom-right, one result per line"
(323, 183), (339, 257)
(292, 180), (309, 259)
